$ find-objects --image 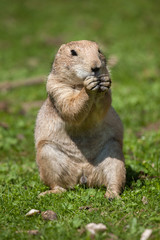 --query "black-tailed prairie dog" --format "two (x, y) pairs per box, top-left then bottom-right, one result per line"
(35, 40), (126, 199)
